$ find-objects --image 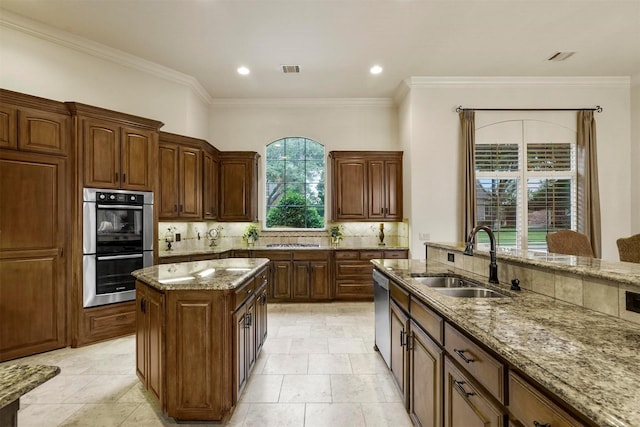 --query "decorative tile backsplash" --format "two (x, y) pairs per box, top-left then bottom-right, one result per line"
(158, 220), (409, 251)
